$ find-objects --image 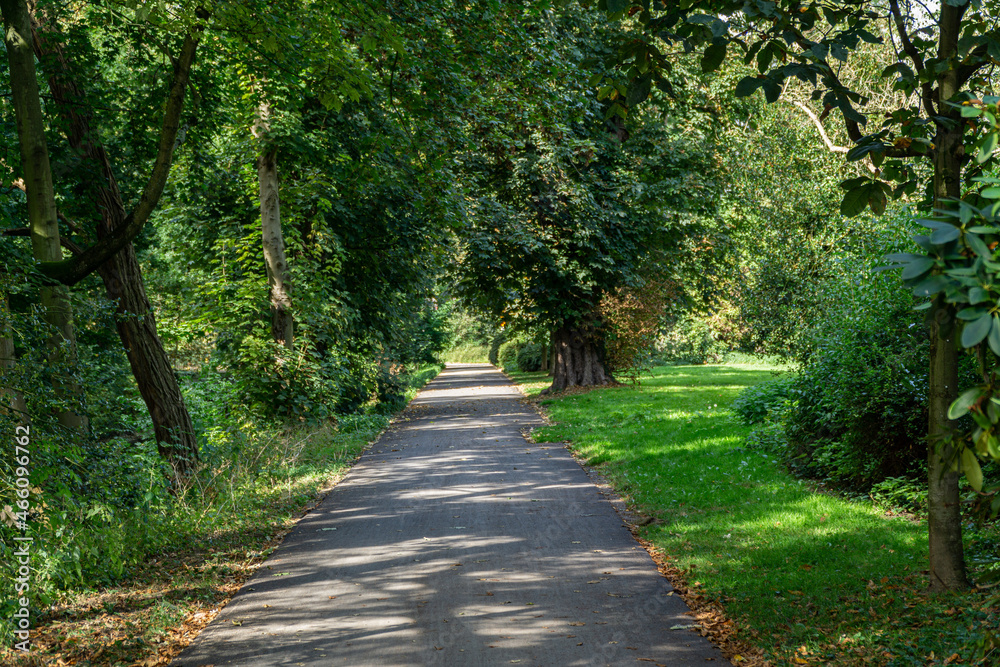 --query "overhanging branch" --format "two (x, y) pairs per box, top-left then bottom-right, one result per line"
(33, 29), (200, 286)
